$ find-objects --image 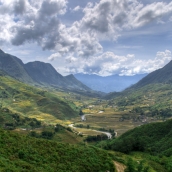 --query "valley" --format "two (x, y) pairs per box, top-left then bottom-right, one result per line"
(1, 50), (172, 171)
(1, 0), (172, 170)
